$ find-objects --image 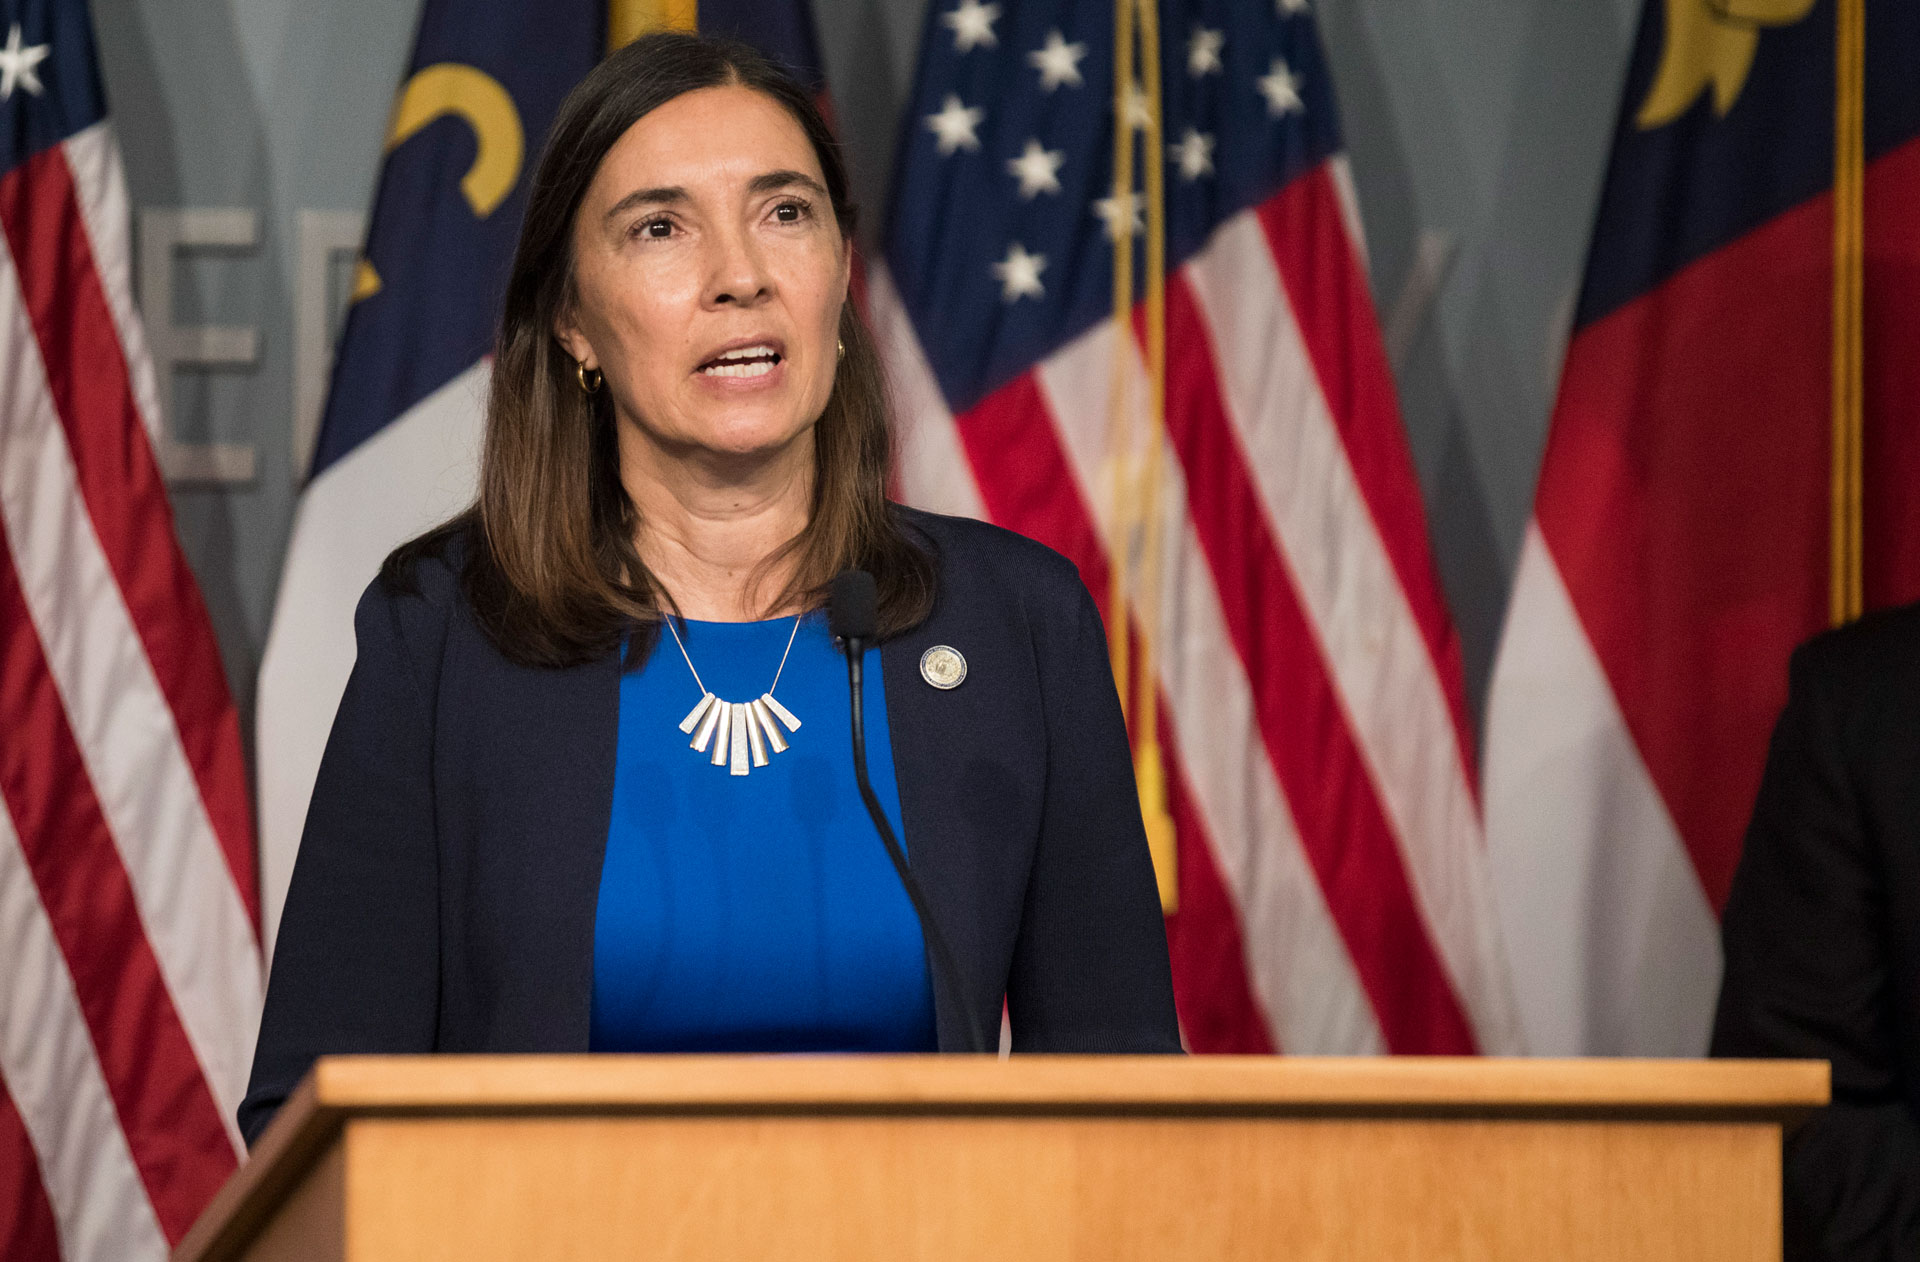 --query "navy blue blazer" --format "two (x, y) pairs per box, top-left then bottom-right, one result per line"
(240, 507), (1180, 1144)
